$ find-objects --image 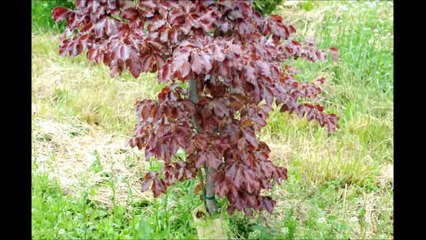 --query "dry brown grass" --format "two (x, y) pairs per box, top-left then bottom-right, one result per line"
(32, 118), (151, 208)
